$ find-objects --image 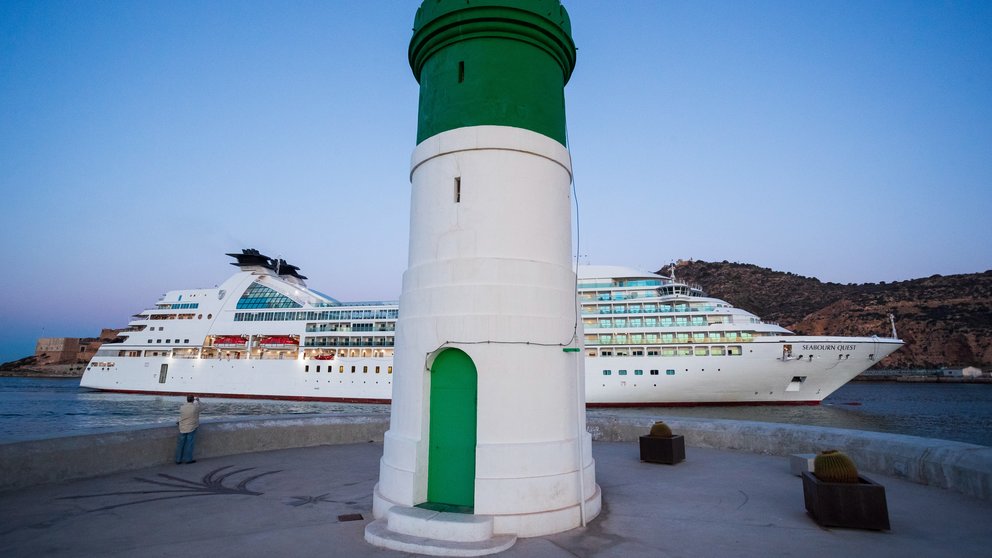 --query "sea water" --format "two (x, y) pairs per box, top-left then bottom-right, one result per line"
(0, 377), (989, 446)
(0, 377), (388, 443)
(588, 382), (992, 447)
